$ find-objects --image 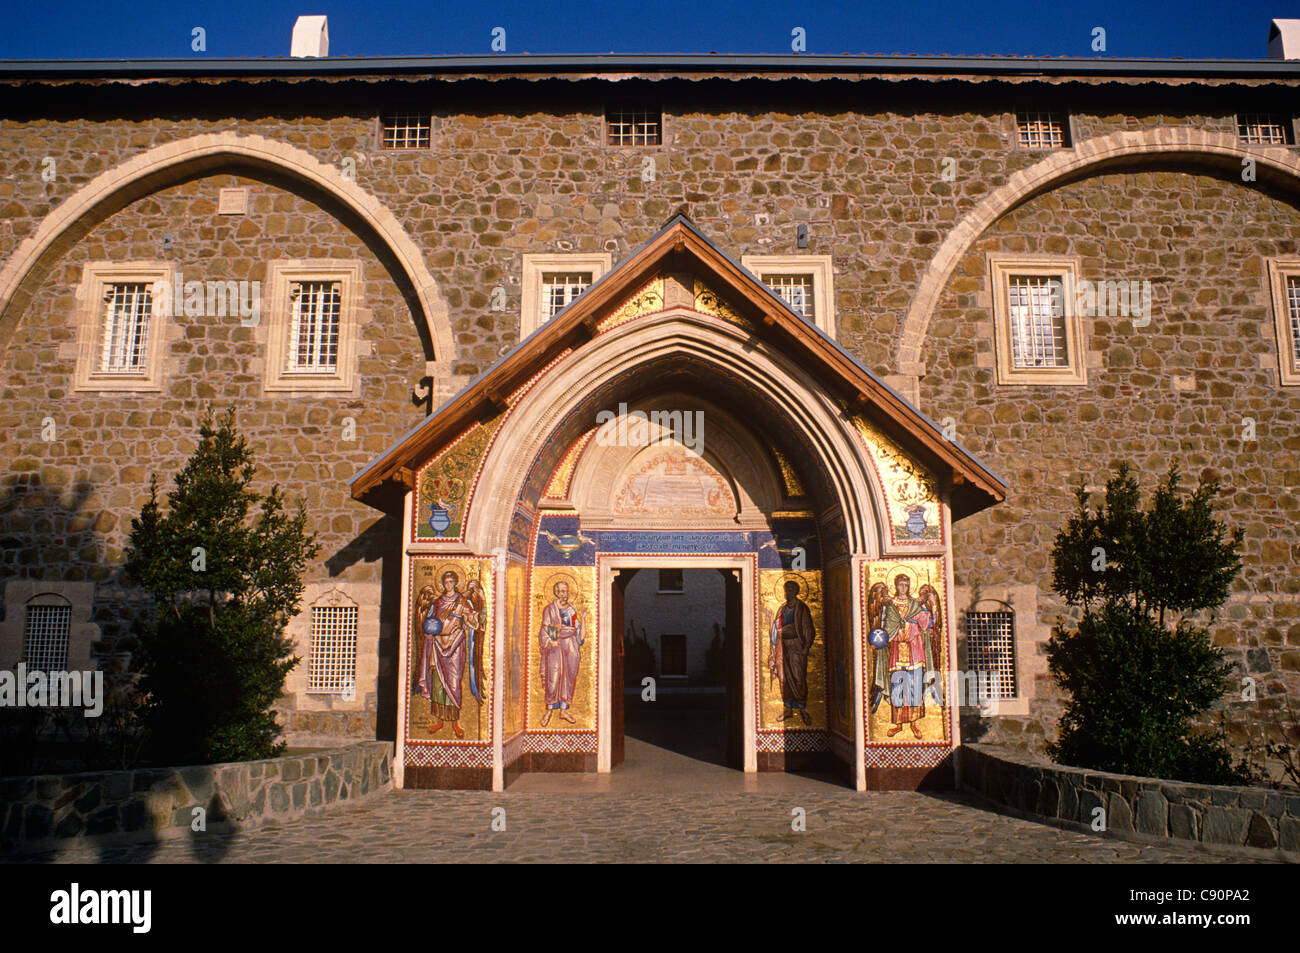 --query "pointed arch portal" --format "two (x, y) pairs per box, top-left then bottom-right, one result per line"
(353, 216), (1007, 792)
